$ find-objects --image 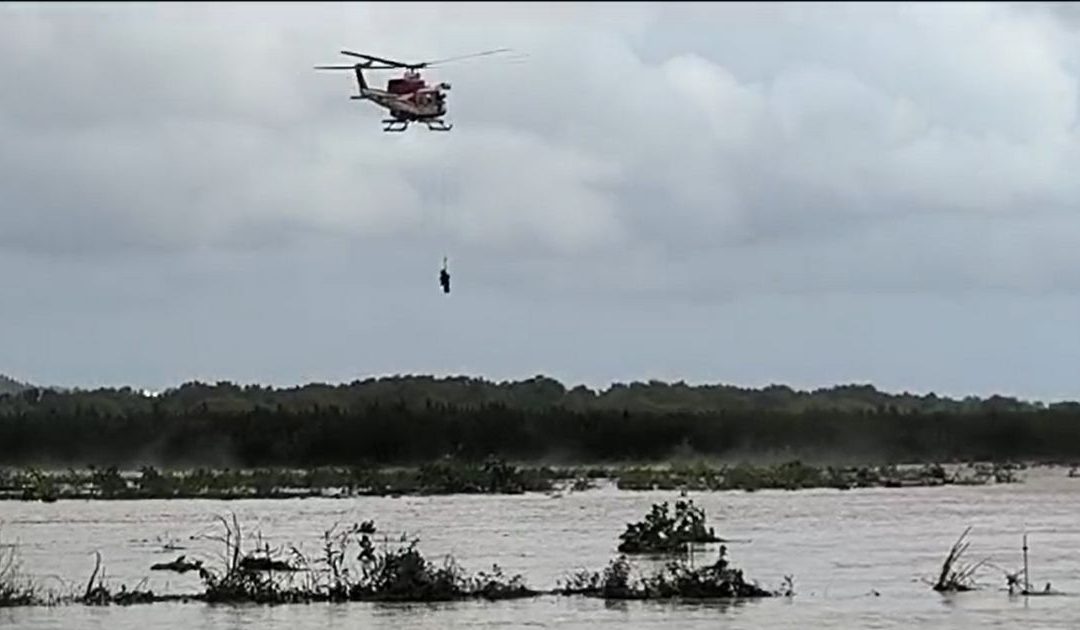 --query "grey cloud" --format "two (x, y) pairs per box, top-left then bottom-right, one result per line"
(4, 3), (1080, 397)
(3, 2), (1079, 280)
